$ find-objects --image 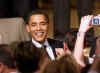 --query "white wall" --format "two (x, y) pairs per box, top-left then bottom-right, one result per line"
(0, 18), (30, 44)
